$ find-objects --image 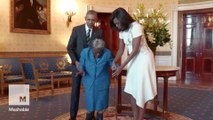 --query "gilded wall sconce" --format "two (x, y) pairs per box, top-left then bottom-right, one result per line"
(65, 10), (76, 27)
